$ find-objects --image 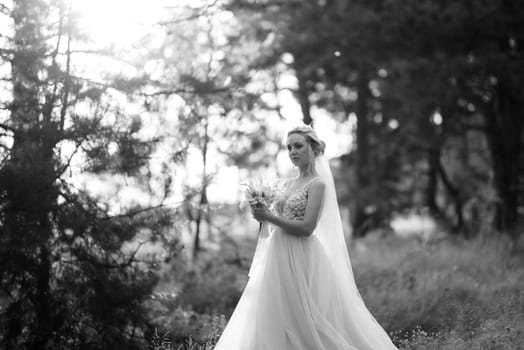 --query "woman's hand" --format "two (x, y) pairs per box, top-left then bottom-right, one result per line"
(251, 206), (272, 222)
